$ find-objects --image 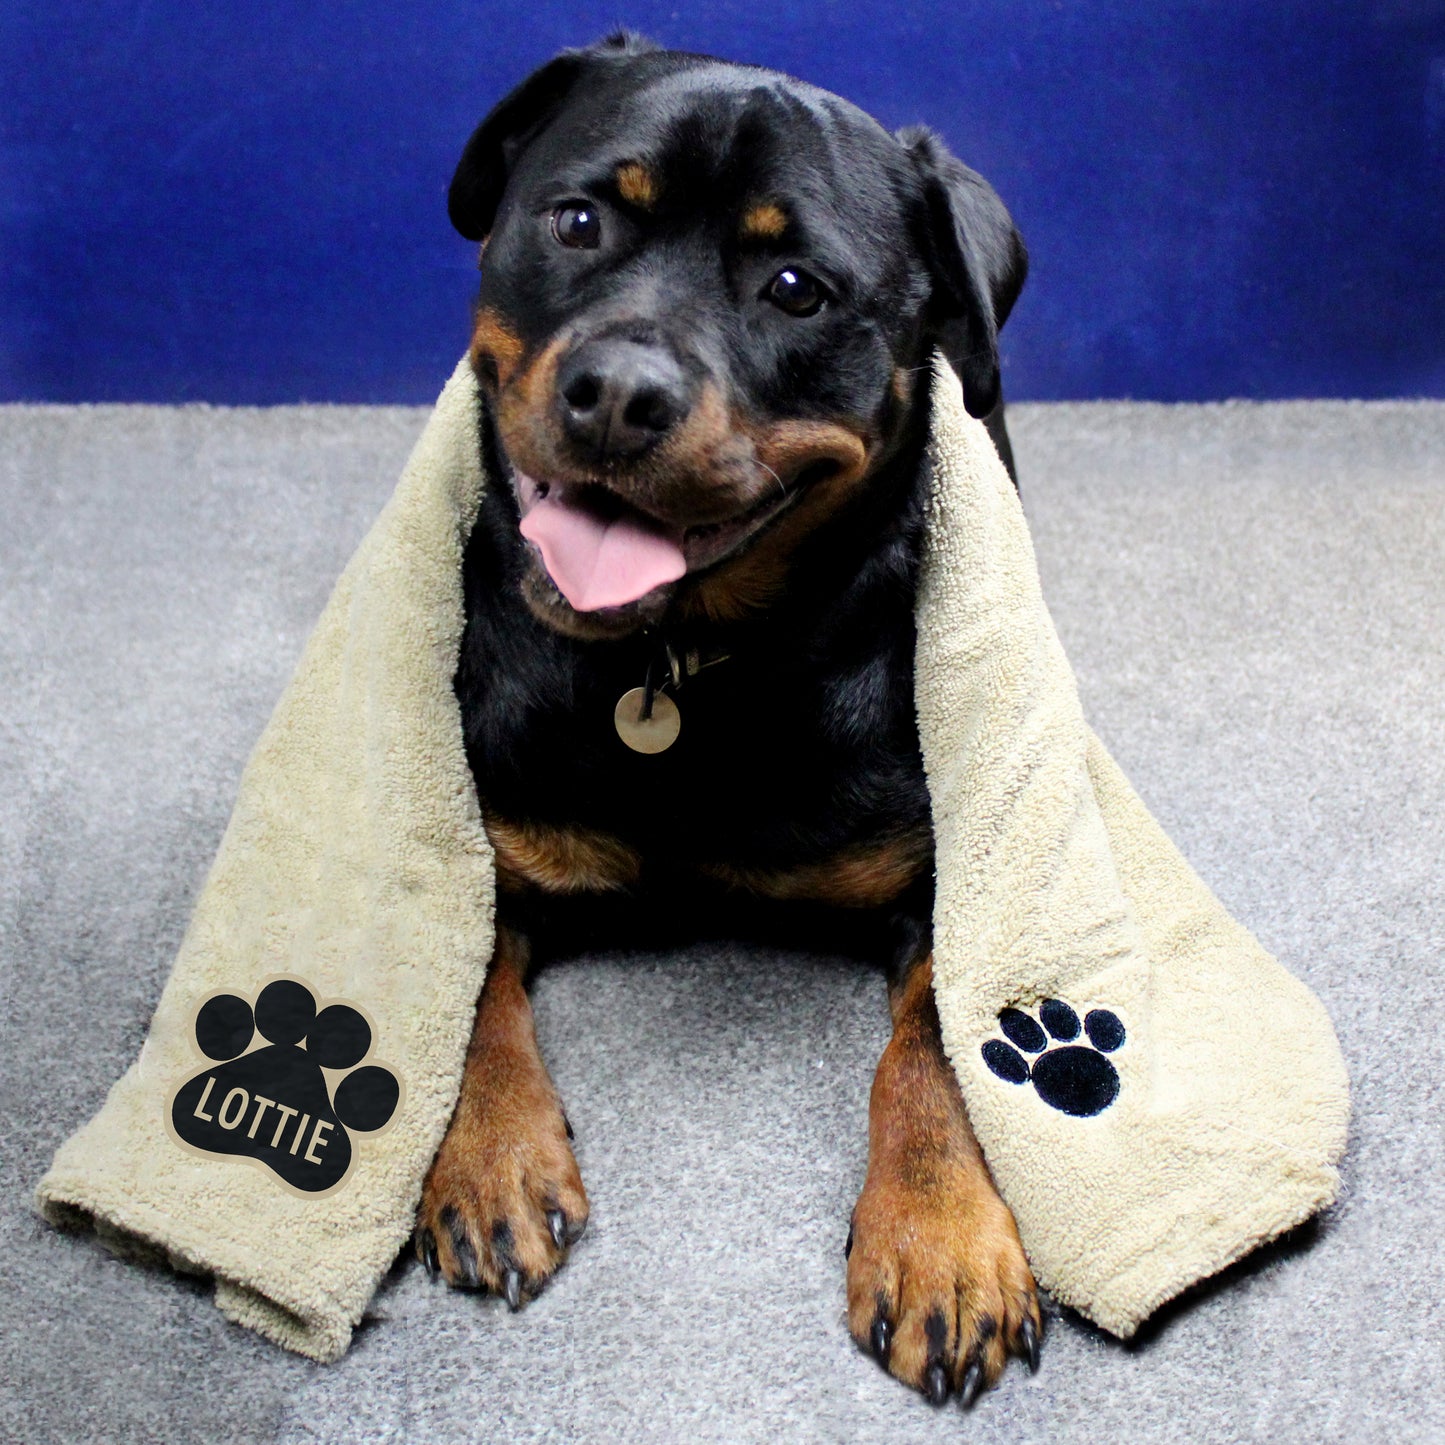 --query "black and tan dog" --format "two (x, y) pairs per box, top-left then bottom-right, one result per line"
(415, 32), (1038, 1408)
